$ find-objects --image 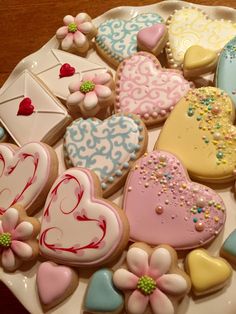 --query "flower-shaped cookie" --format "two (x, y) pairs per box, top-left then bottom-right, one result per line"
(56, 13), (97, 53)
(66, 72), (115, 117)
(113, 243), (190, 314)
(0, 205), (40, 272)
